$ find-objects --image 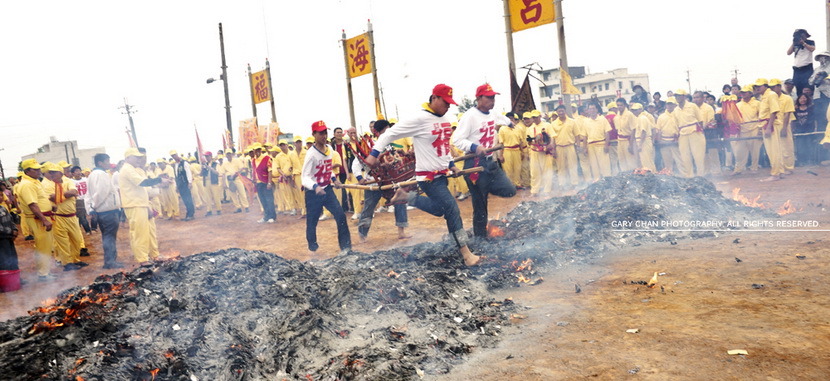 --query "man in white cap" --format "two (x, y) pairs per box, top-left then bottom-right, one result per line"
(121, 148), (171, 263)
